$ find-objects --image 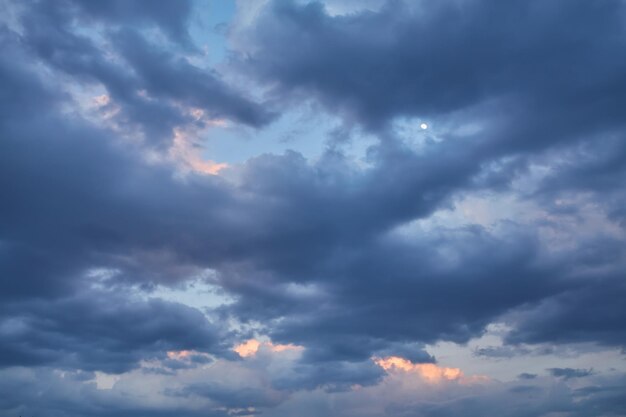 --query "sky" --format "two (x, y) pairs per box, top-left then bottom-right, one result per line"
(1, 0), (626, 416)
